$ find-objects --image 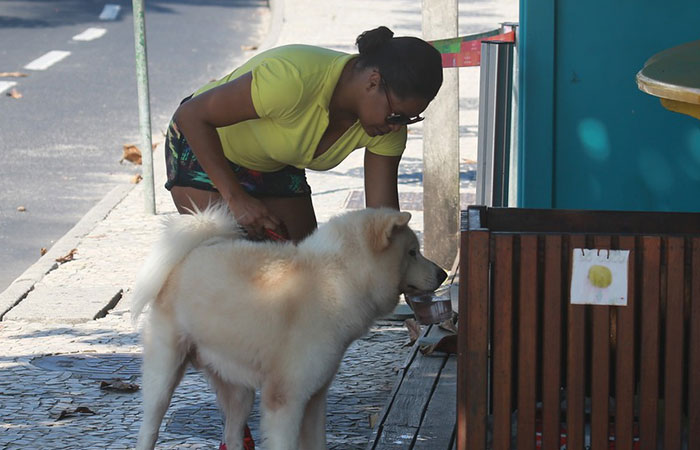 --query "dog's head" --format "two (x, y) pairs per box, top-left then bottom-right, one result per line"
(304, 208), (448, 319)
(362, 209), (448, 296)
(321, 208), (447, 295)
